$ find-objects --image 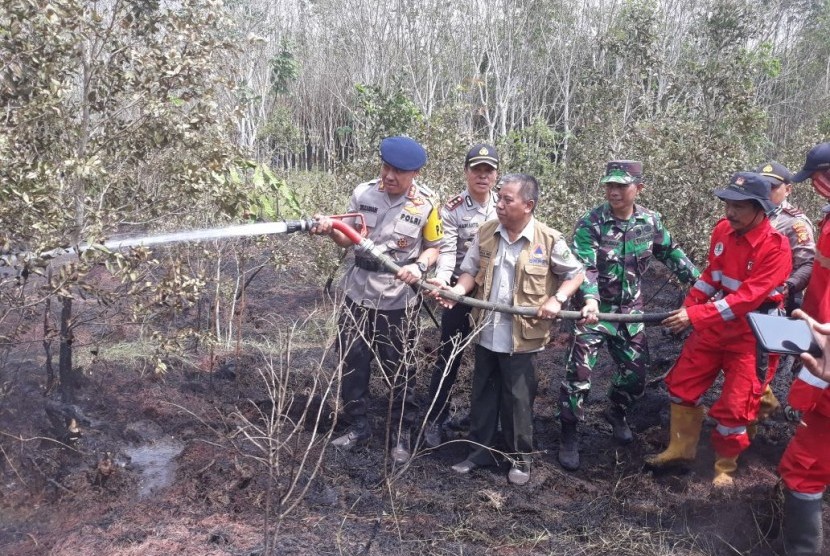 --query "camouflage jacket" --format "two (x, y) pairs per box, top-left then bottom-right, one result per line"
(572, 203), (700, 335)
